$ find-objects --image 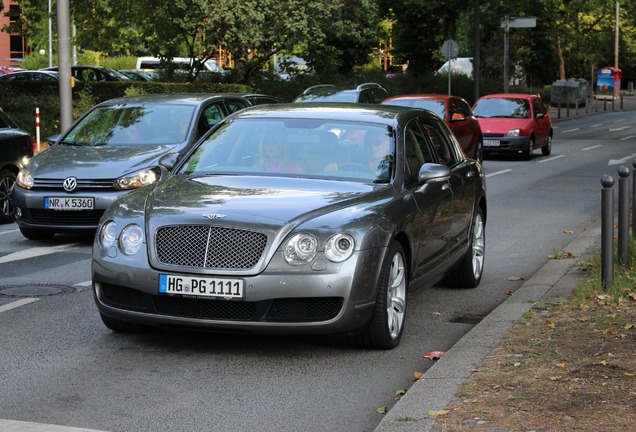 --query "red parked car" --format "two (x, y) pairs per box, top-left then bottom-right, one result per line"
(472, 93), (553, 160)
(382, 94), (483, 163)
